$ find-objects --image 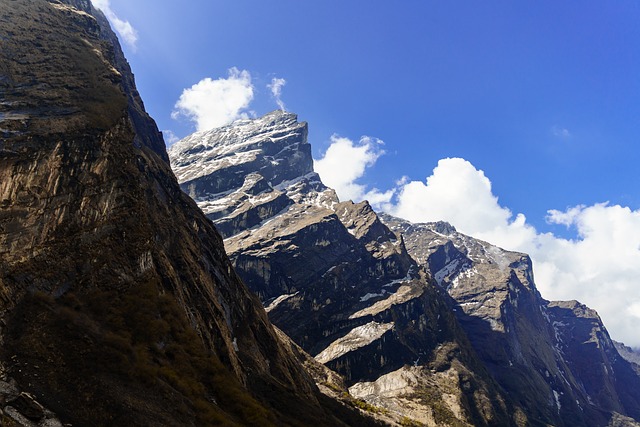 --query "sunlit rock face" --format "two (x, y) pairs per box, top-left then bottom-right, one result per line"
(382, 214), (640, 426)
(171, 109), (640, 426)
(0, 2), (382, 426)
(170, 113), (515, 427)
